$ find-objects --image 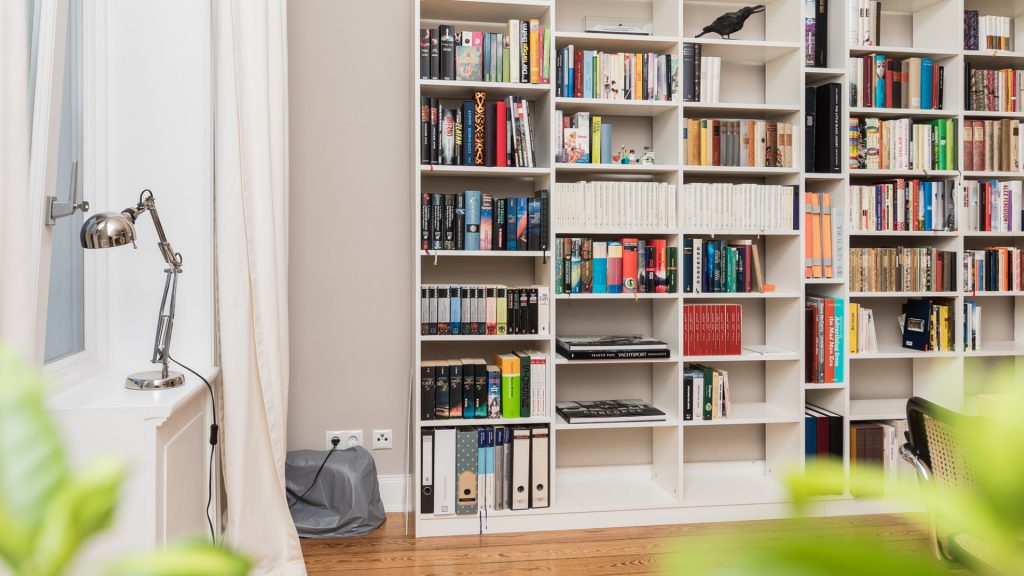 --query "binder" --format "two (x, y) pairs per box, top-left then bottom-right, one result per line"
(484, 428), (496, 510)
(530, 427), (550, 508)
(511, 427), (531, 510)
(807, 403), (844, 459)
(420, 429), (434, 514)
(493, 427), (505, 510)
(433, 428), (456, 515)
(455, 428), (478, 515)
(476, 429), (487, 514)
